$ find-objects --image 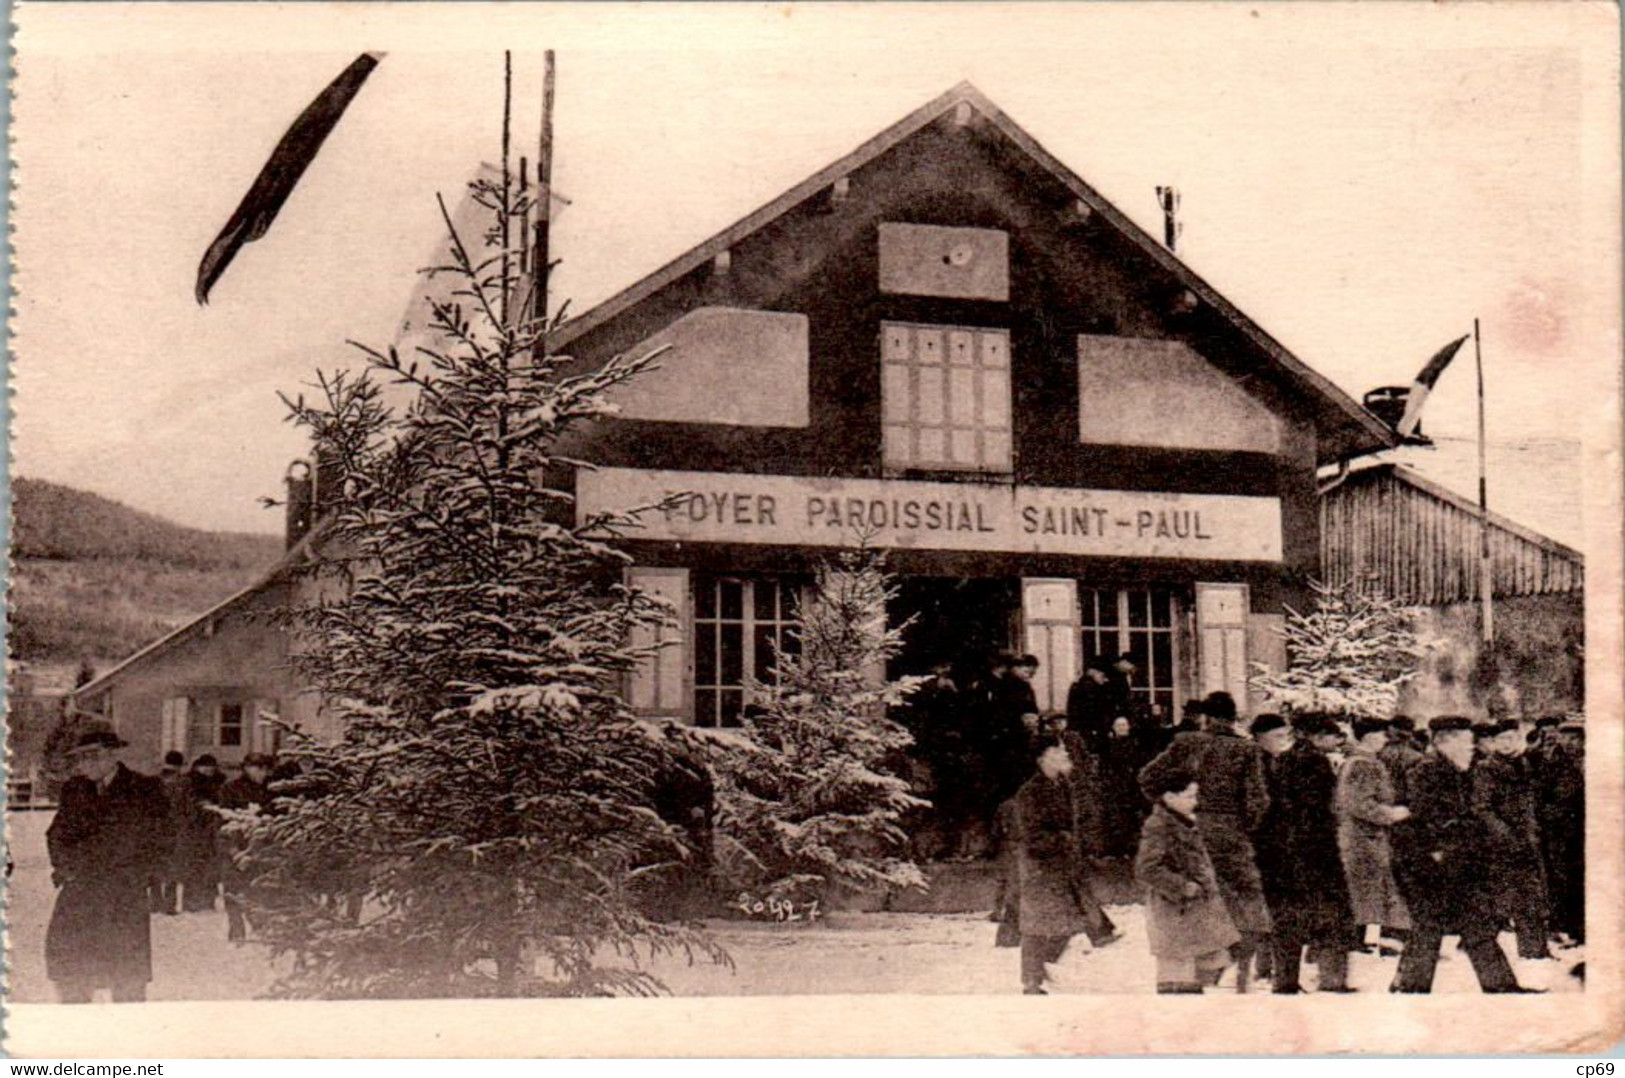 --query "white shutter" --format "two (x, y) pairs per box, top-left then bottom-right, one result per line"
(161, 697), (191, 756)
(1195, 583), (1250, 714)
(626, 567), (690, 719)
(1022, 579), (1079, 713)
(252, 699), (280, 754)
